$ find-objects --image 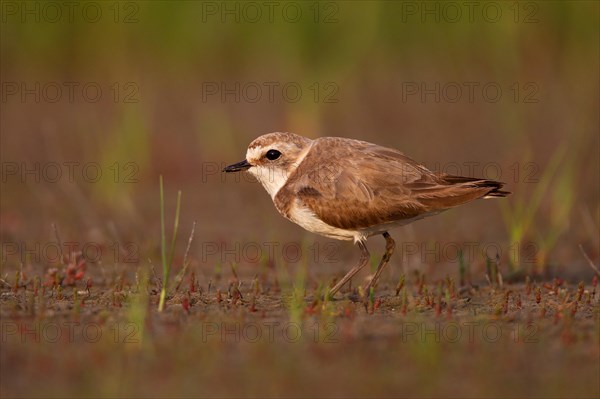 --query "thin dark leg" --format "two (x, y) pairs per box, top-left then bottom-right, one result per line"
(365, 232), (396, 292)
(327, 240), (370, 298)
